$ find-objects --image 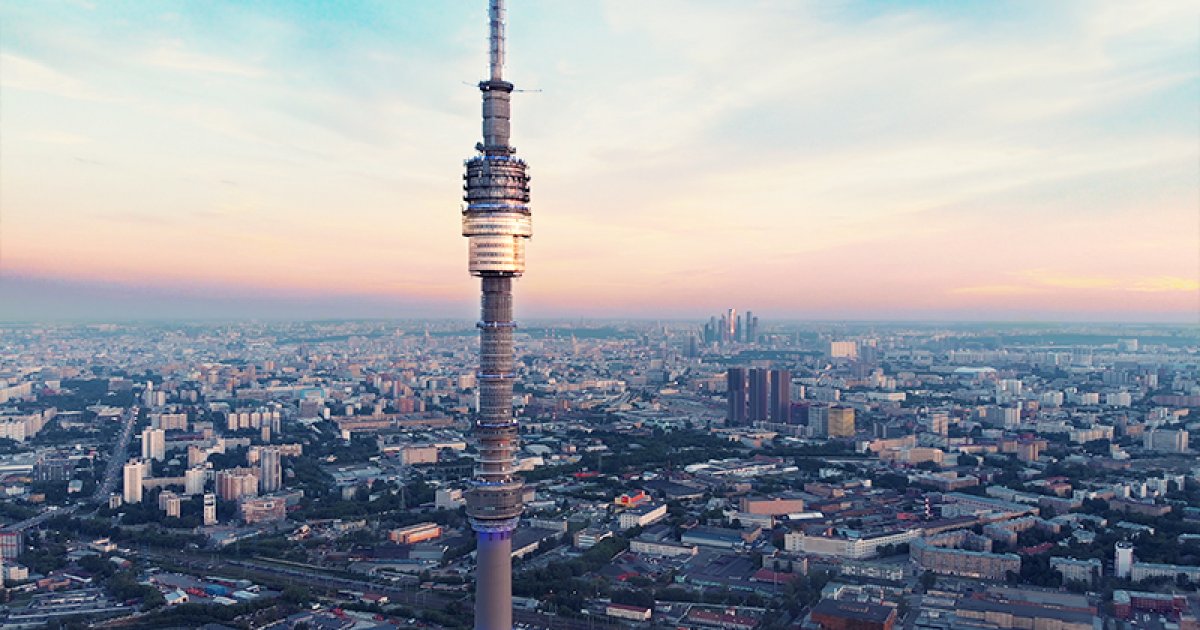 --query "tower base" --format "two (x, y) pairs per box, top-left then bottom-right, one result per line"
(475, 529), (513, 630)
